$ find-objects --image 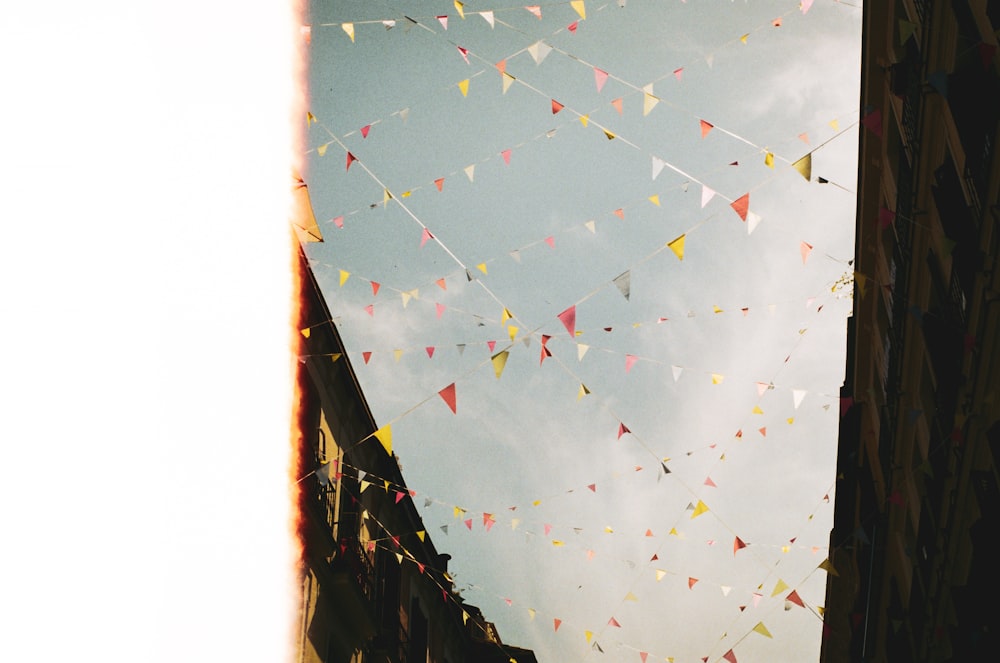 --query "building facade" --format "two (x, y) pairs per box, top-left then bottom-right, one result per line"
(293, 246), (537, 663)
(821, 1), (1000, 661)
